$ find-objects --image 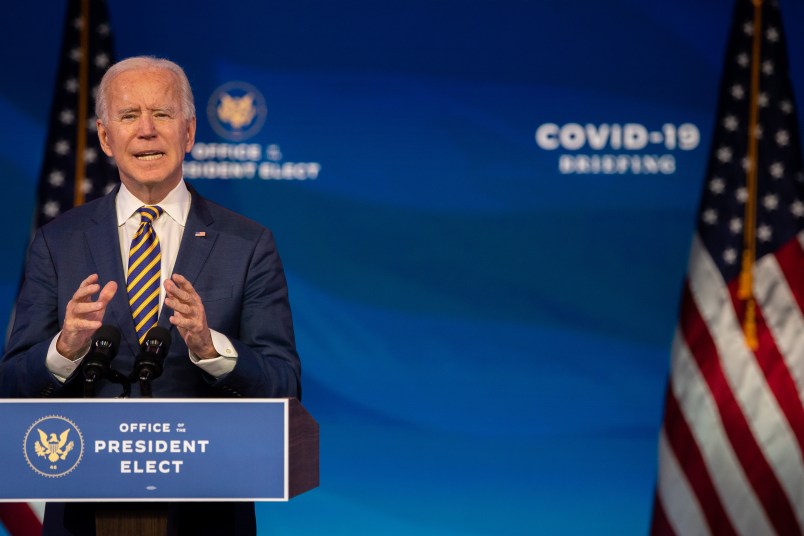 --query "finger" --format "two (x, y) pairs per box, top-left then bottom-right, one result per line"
(171, 273), (189, 286)
(168, 313), (185, 325)
(72, 283), (101, 302)
(80, 274), (99, 287)
(164, 278), (193, 303)
(170, 273), (198, 296)
(97, 281), (118, 305)
(69, 300), (107, 316)
(74, 273), (100, 294)
(168, 314), (193, 333)
(65, 318), (104, 332)
(164, 297), (193, 316)
(163, 290), (188, 309)
(168, 304), (203, 327)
